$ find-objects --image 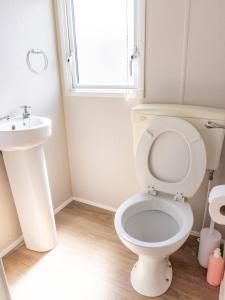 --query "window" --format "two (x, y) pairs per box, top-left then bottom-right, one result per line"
(57, 0), (145, 96)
